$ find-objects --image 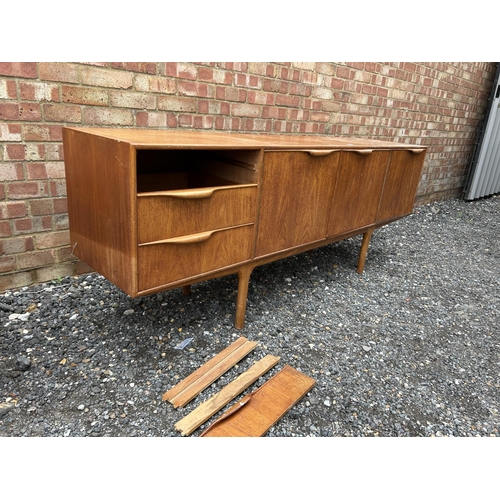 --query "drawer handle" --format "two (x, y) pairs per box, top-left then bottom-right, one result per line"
(138, 184), (257, 199)
(139, 230), (216, 247)
(163, 188), (216, 199)
(409, 148), (425, 154)
(307, 150), (339, 156)
(353, 149), (373, 155)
